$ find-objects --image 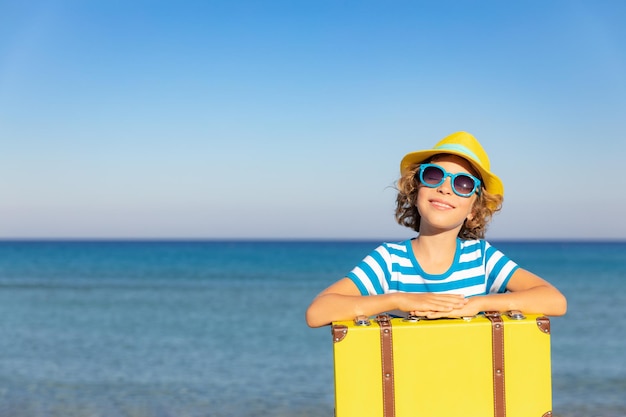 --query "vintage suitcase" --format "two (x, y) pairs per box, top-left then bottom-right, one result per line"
(331, 312), (552, 417)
